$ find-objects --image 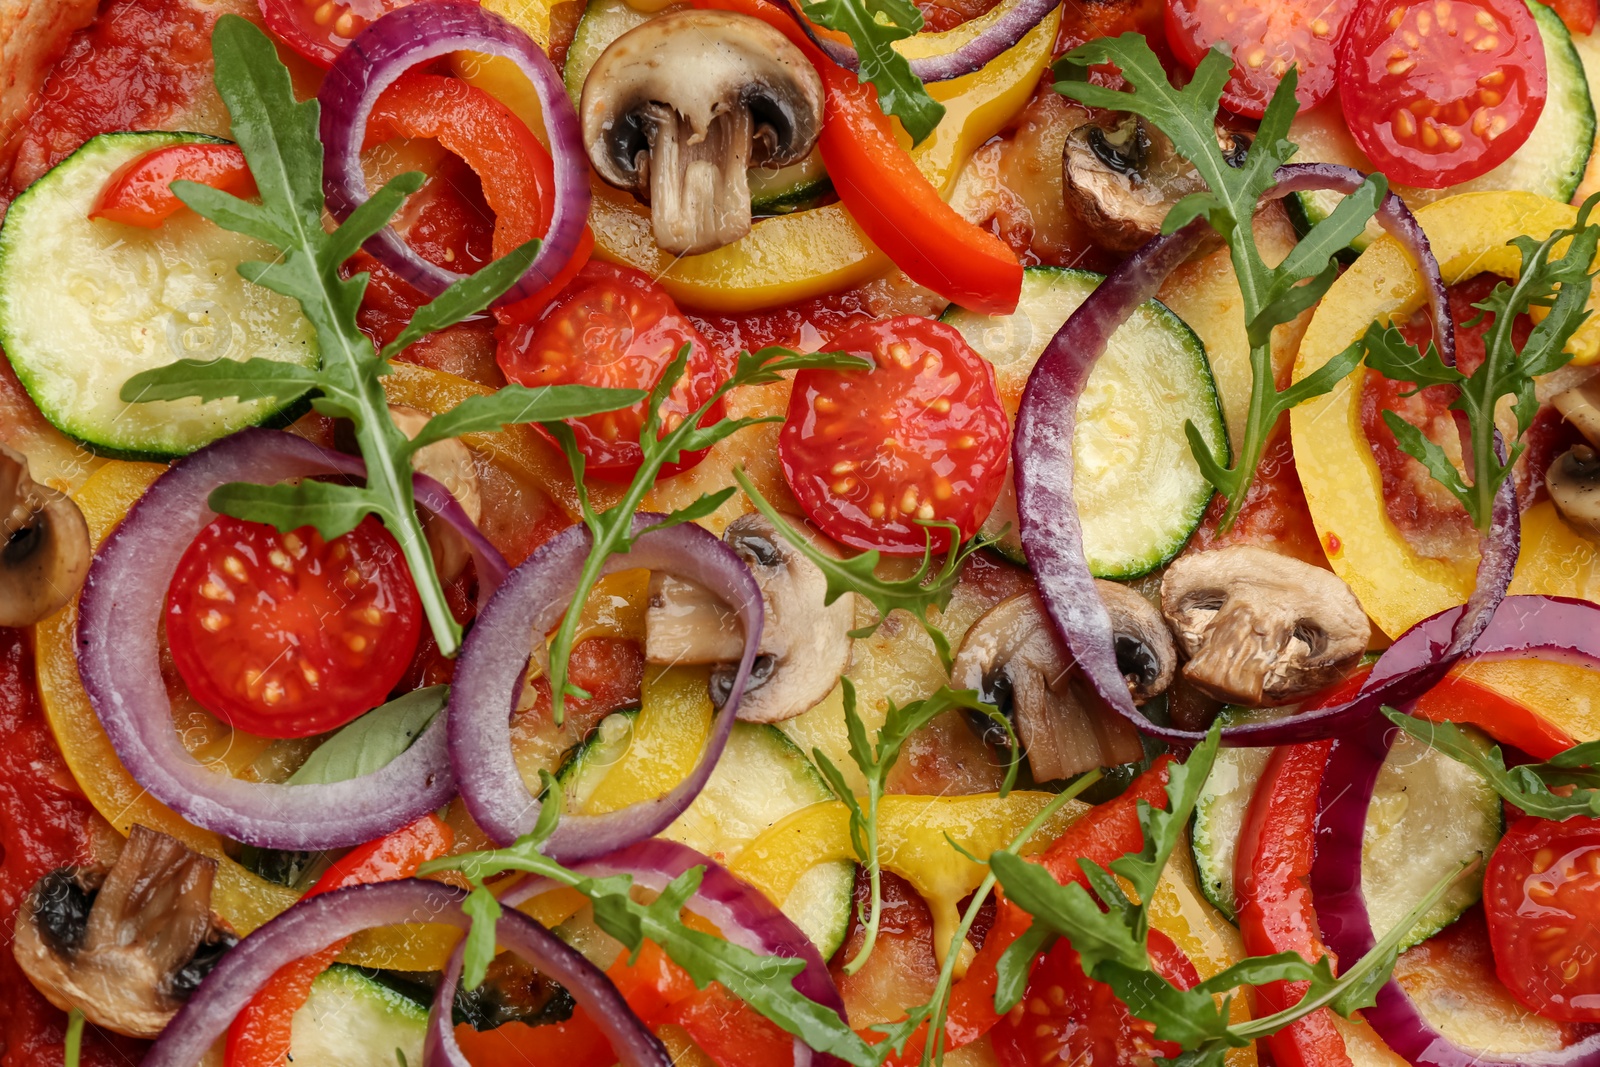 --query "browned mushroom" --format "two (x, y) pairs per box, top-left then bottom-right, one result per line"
(12, 825), (235, 1038)
(0, 442), (90, 626)
(1161, 546), (1370, 706)
(1548, 444), (1600, 538)
(950, 585), (1158, 783)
